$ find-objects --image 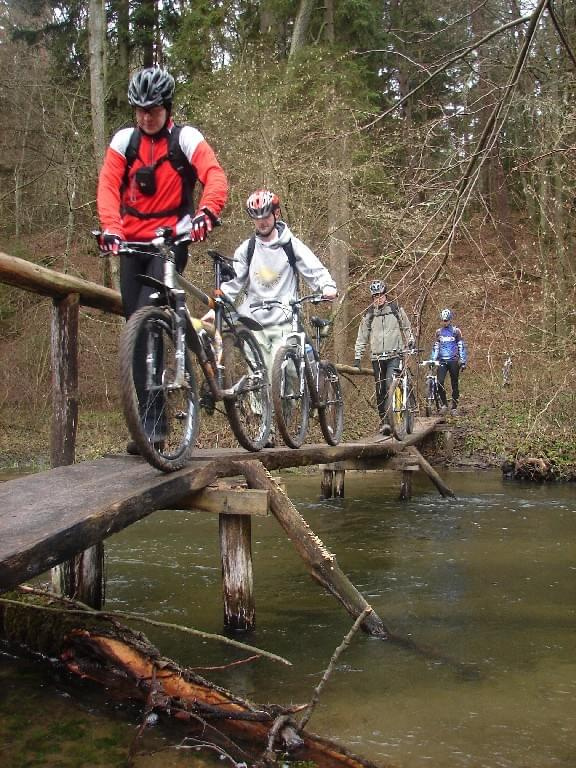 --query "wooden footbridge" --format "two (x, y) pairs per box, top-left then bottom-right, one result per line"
(0, 250), (453, 638)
